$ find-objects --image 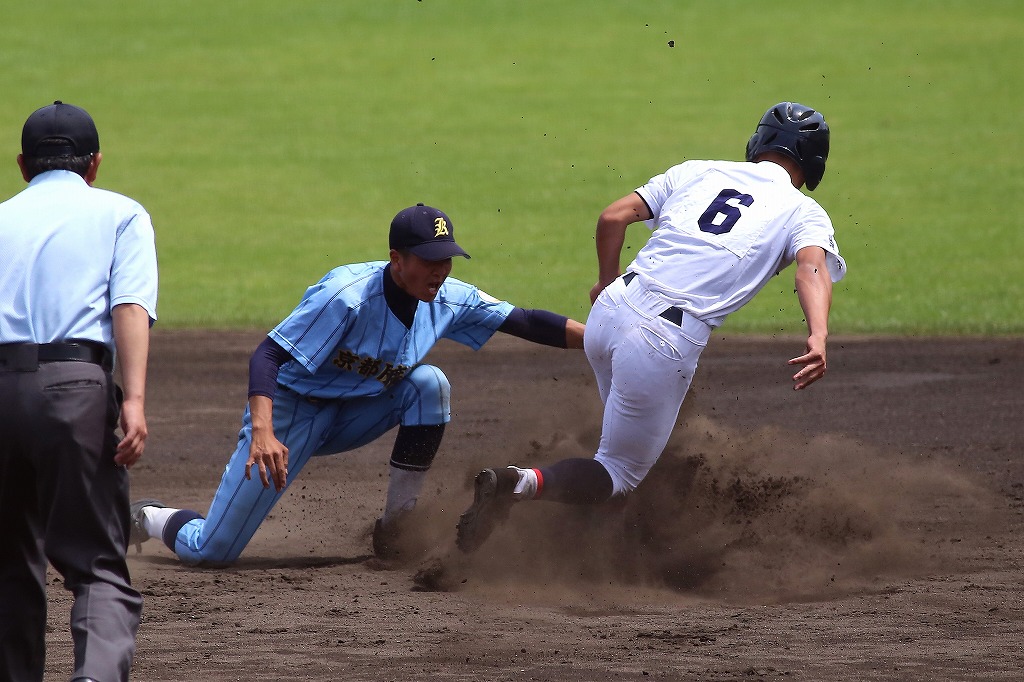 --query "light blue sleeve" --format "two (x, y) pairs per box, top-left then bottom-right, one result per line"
(268, 276), (354, 374)
(439, 279), (515, 350)
(110, 209), (158, 322)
